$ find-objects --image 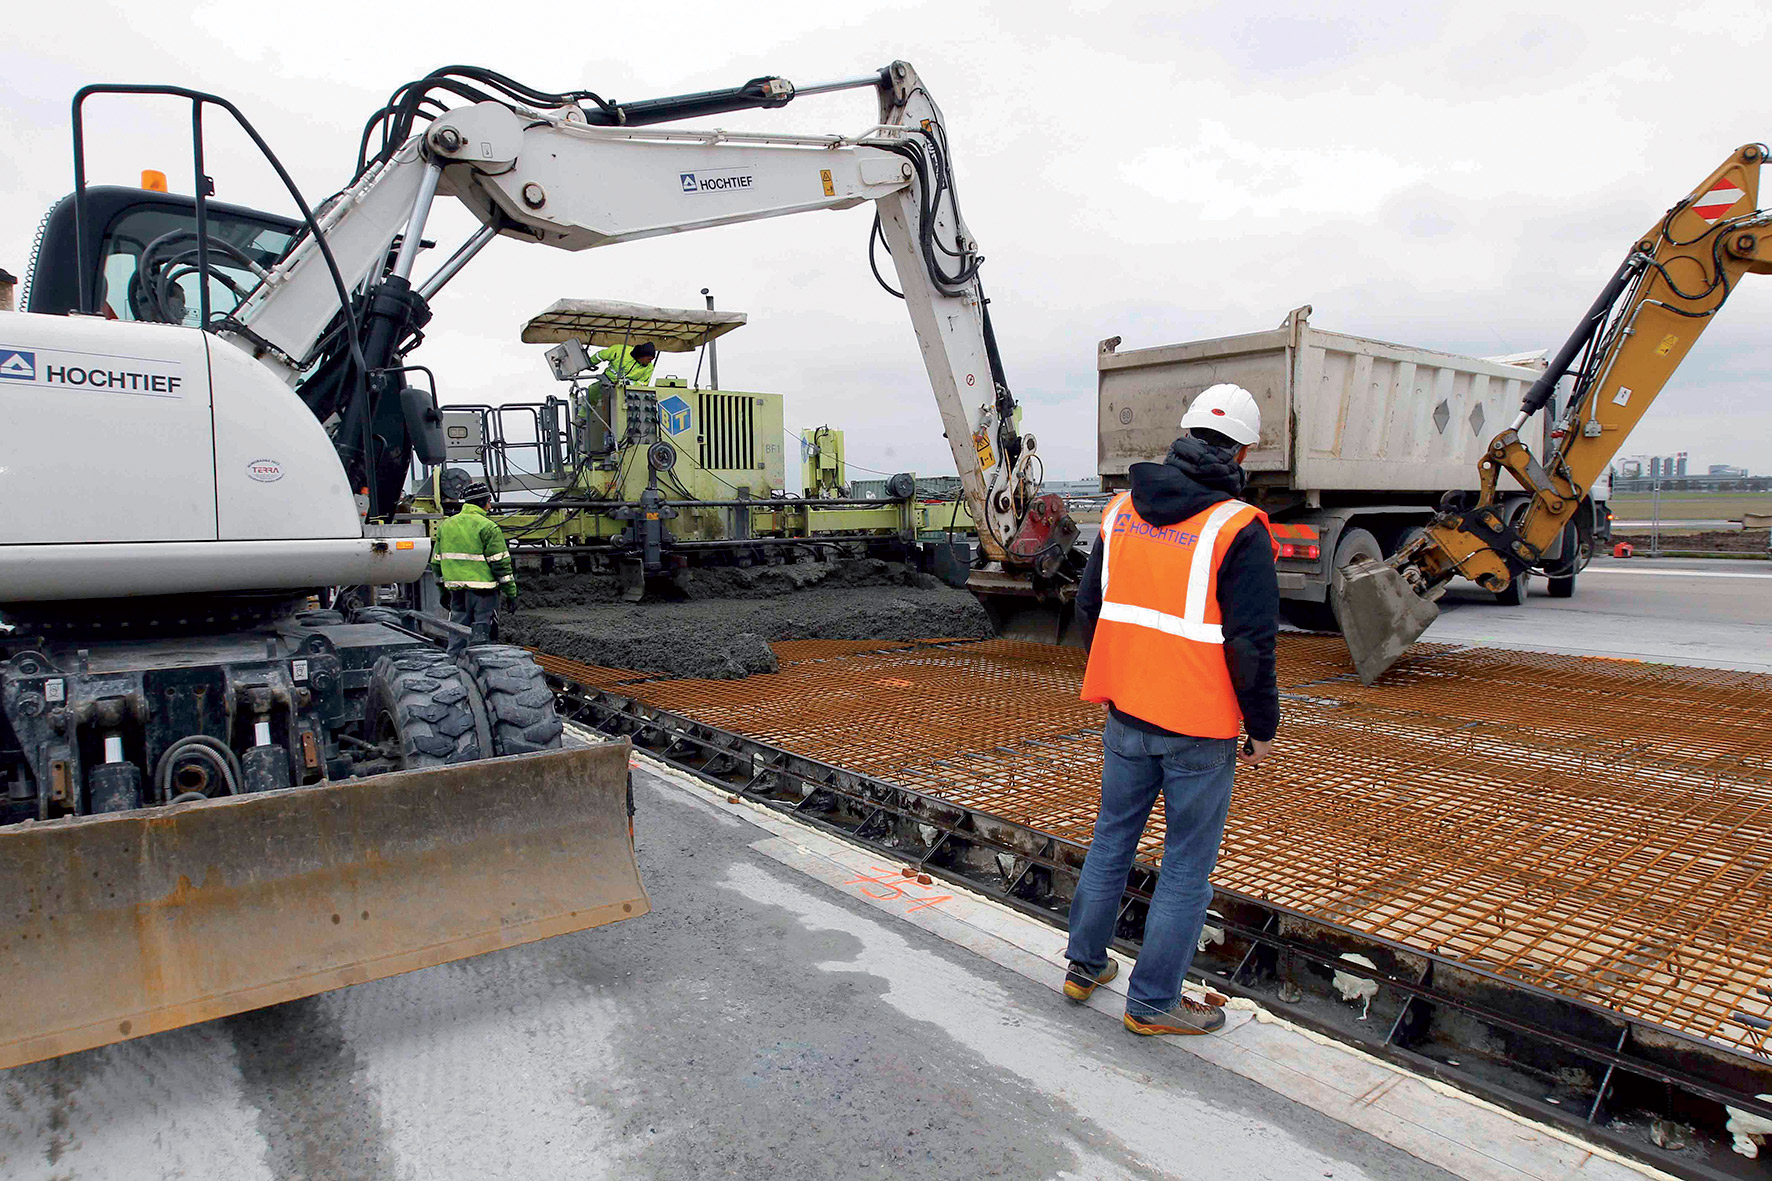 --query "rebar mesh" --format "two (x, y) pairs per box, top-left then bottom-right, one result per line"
(549, 634), (1772, 1054)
